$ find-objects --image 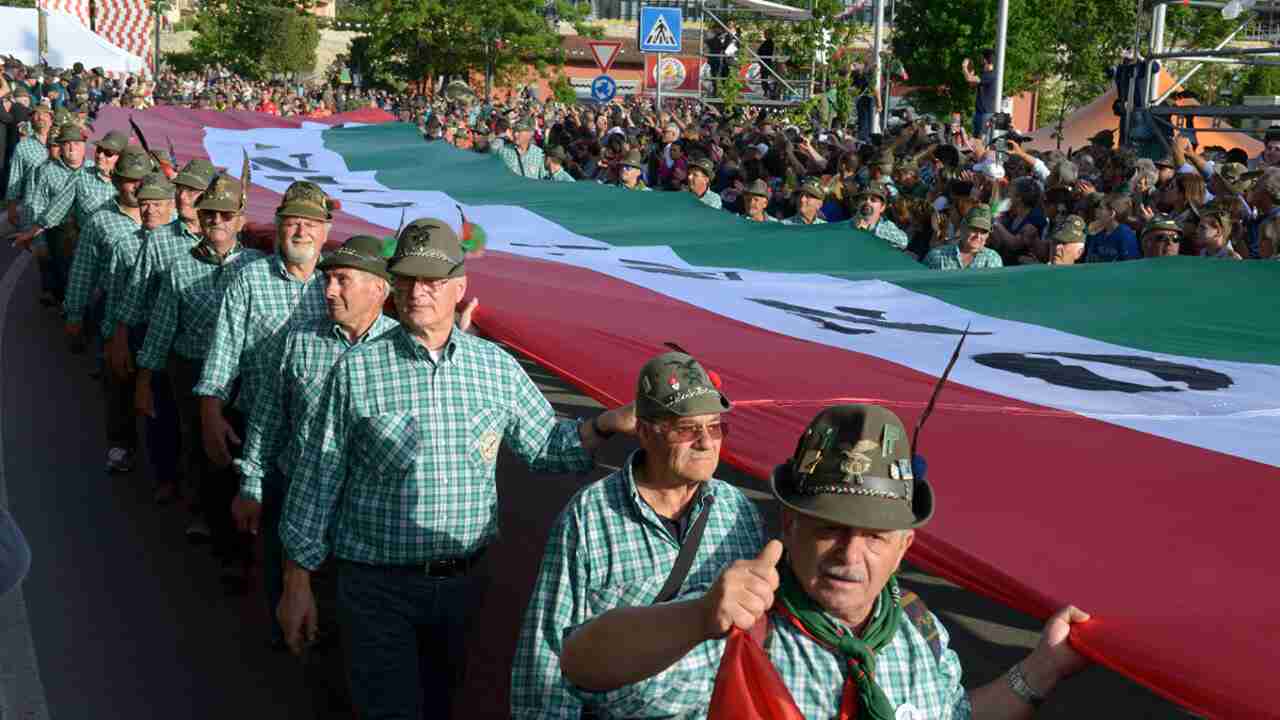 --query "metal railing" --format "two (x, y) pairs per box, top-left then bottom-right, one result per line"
(587, 0), (703, 21)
